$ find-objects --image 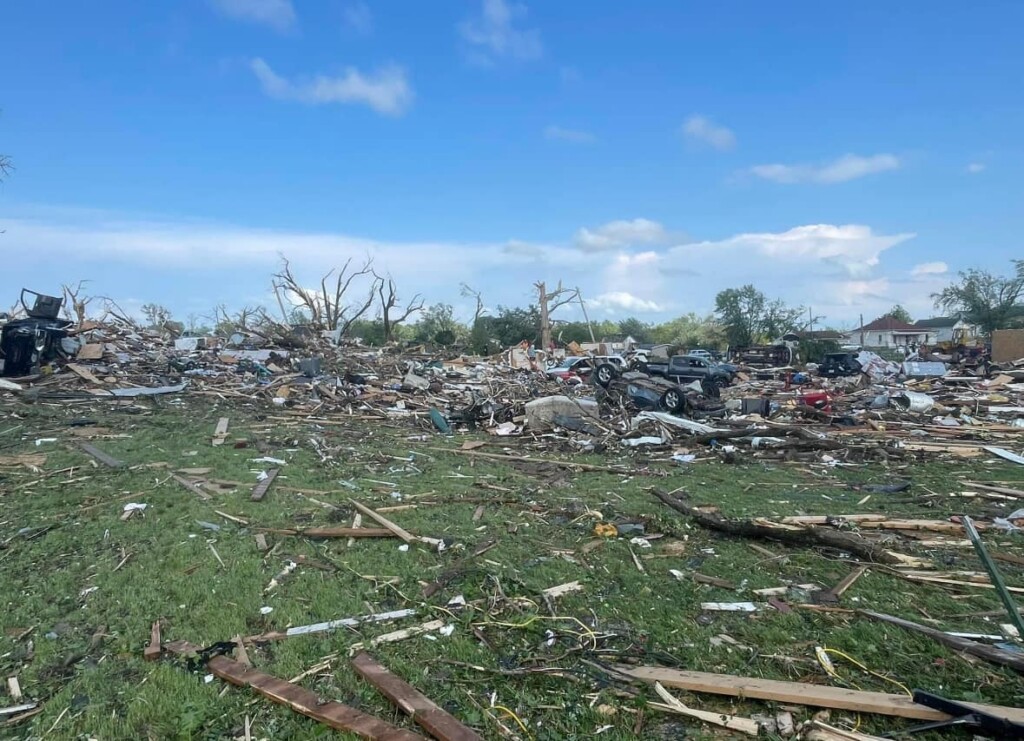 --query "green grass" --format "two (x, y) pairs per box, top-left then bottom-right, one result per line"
(1, 394), (1023, 739)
